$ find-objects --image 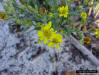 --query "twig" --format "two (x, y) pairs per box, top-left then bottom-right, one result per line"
(94, 10), (99, 19)
(65, 35), (99, 66)
(88, 7), (93, 16)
